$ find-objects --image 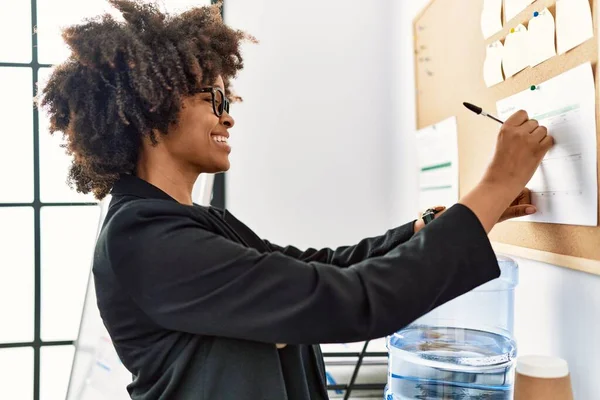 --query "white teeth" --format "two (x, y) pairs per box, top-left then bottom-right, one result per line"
(213, 136), (228, 143)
